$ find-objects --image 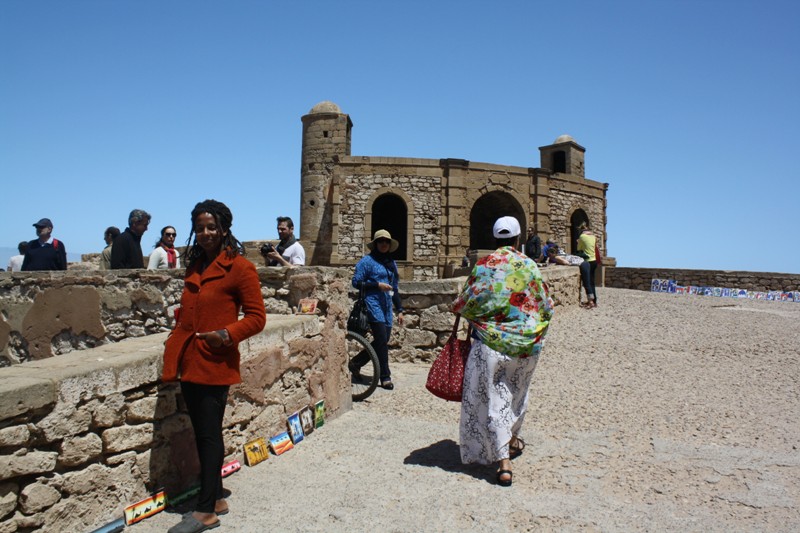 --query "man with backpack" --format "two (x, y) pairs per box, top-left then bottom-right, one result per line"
(22, 218), (67, 271)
